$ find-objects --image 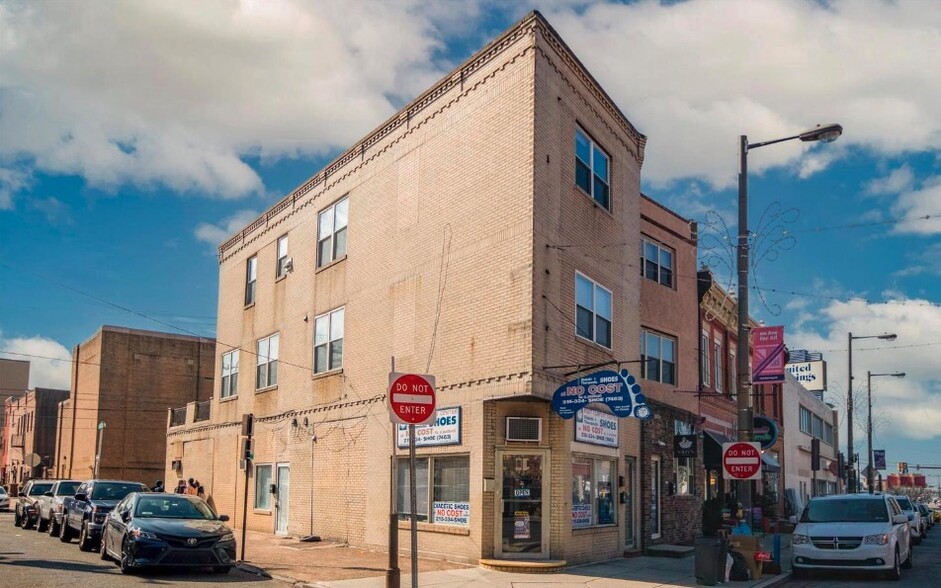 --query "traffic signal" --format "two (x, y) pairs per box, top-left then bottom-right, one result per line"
(242, 437), (254, 461)
(241, 413), (254, 437)
(811, 438), (820, 471)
